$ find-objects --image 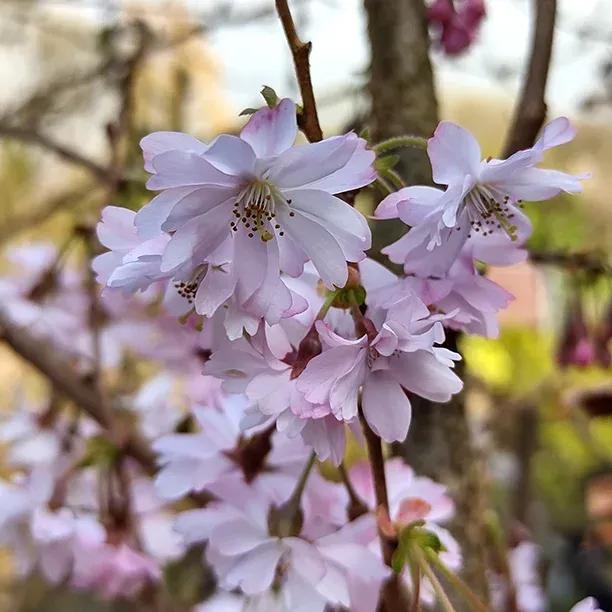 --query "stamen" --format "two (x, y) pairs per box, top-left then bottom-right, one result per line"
(231, 178), (294, 240)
